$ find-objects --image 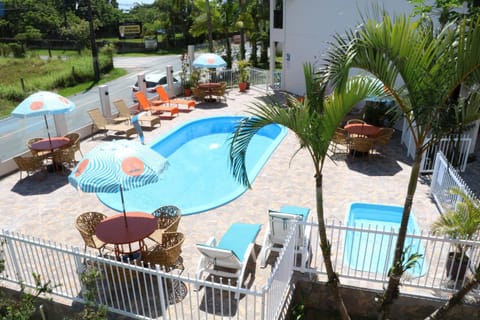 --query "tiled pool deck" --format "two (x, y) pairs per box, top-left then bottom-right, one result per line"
(1, 88), (478, 298)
